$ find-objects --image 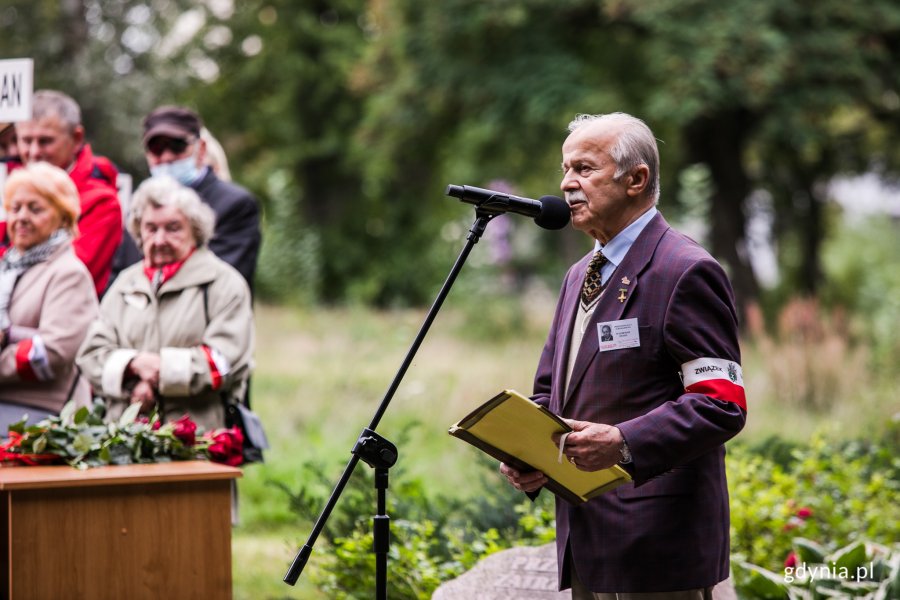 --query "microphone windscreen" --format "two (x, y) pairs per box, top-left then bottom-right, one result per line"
(534, 196), (570, 230)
